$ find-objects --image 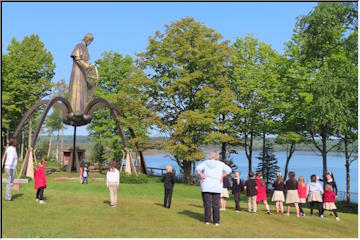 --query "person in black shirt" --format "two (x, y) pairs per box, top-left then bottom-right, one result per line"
(319, 172), (338, 195)
(285, 171), (300, 217)
(162, 165), (175, 208)
(220, 175), (230, 210)
(271, 172), (285, 215)
(244, 171), (257, 214)
(232, 171), (243, 212)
